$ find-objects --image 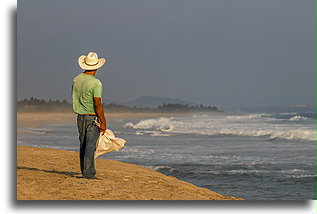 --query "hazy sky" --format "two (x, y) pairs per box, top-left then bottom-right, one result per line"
(17, 0), (315, 108)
